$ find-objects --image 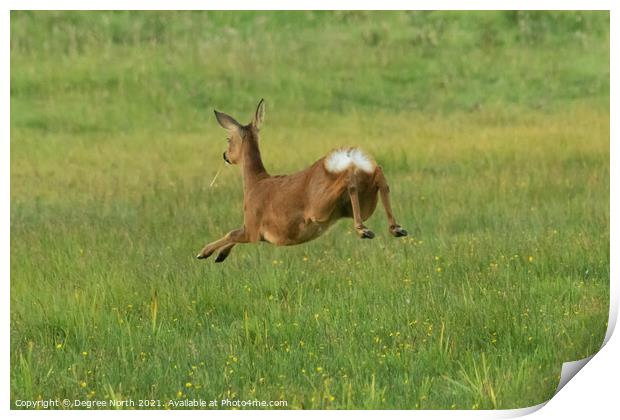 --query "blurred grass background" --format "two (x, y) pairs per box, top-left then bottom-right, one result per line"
(11, 11), (609, 409)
